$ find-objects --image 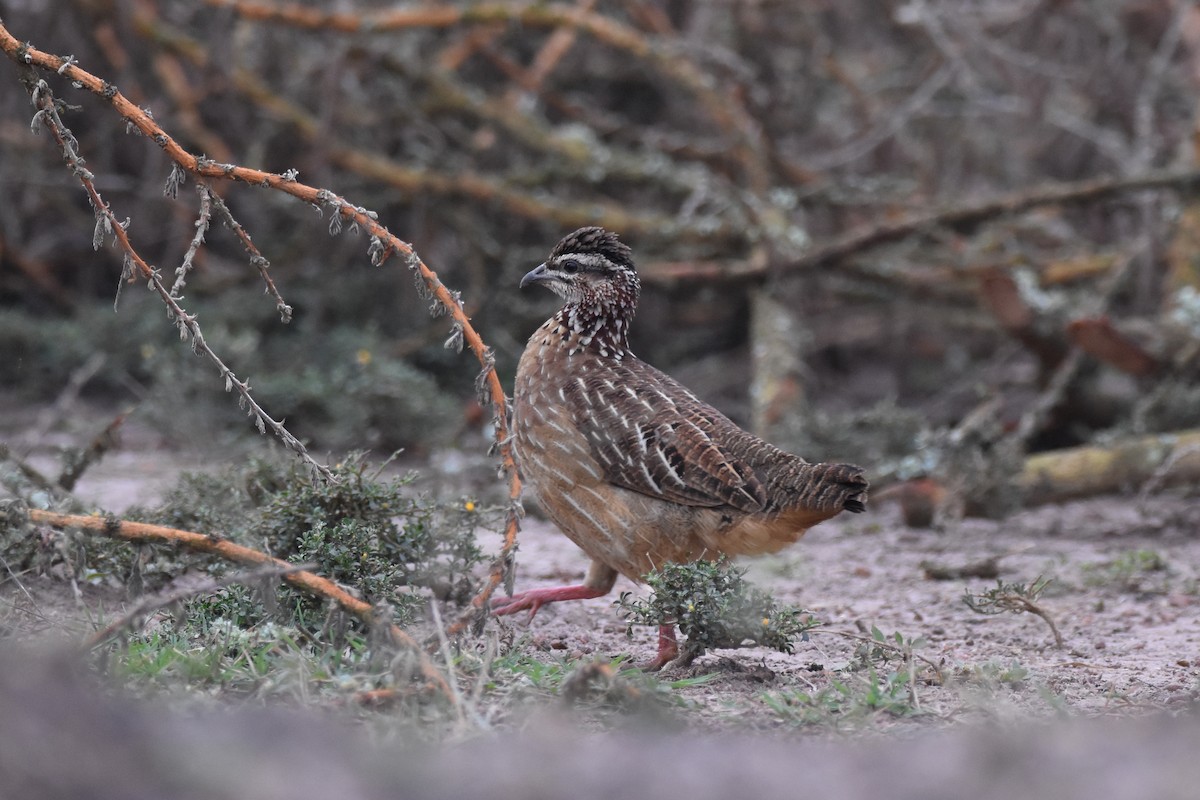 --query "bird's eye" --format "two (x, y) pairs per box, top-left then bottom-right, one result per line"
(561, 258), (581, 274)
